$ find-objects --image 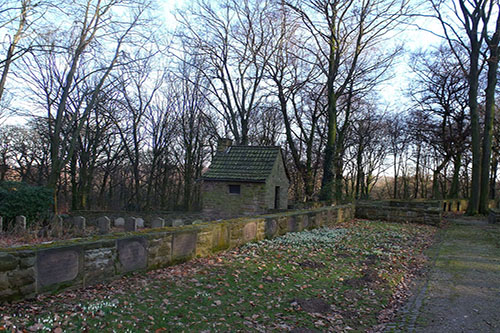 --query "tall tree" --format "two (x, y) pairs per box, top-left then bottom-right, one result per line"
(479, 2), (500, 212)
(430, 0), (496, 214)
(177, 0), (277, 145)
(408, 46), (469, 199)
(287, 0), (411, 201)
(21, 0), (153, 211)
